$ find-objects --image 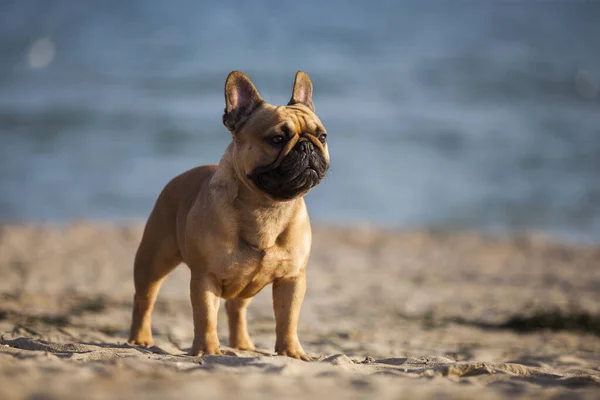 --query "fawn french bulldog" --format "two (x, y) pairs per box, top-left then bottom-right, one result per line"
(128, 71), (329, 360)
